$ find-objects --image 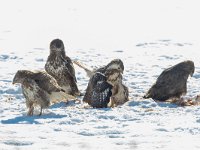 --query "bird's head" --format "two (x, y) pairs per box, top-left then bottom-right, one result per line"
(50, 39), (65, 55)
(105, 69), (122, 86)
(182, 60), (195, 77)
(12, 70), (32, 84)
(106, 59), (124, 74)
